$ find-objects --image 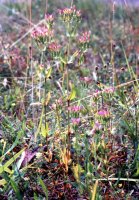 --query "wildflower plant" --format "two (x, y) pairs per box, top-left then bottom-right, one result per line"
(31, 6), (91, 182)
(1, 1), (139, 199)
